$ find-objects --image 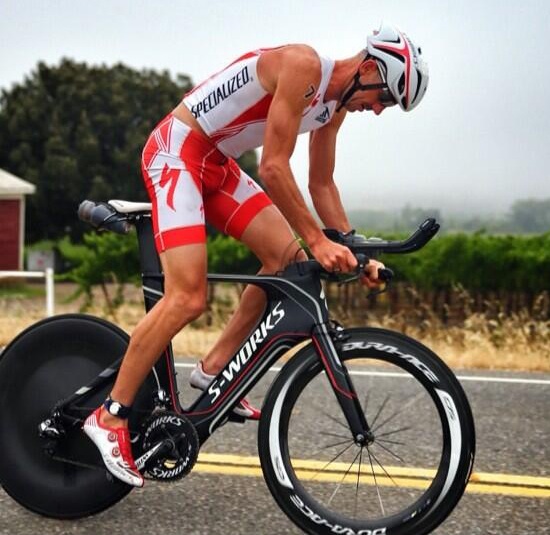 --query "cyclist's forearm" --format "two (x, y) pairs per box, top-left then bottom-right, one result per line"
(309, 180), (352, 232)
(259, 161), (325, 246)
